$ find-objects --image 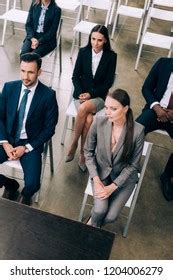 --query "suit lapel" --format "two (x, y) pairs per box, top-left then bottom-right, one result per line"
(112, 124), (127, 160)
(104, 120), (112, 163)
(94, 51), (107, 79)
(86, 48), (93, 77)
(27, 81), (43, 120)
(9, 82), (22, 130)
